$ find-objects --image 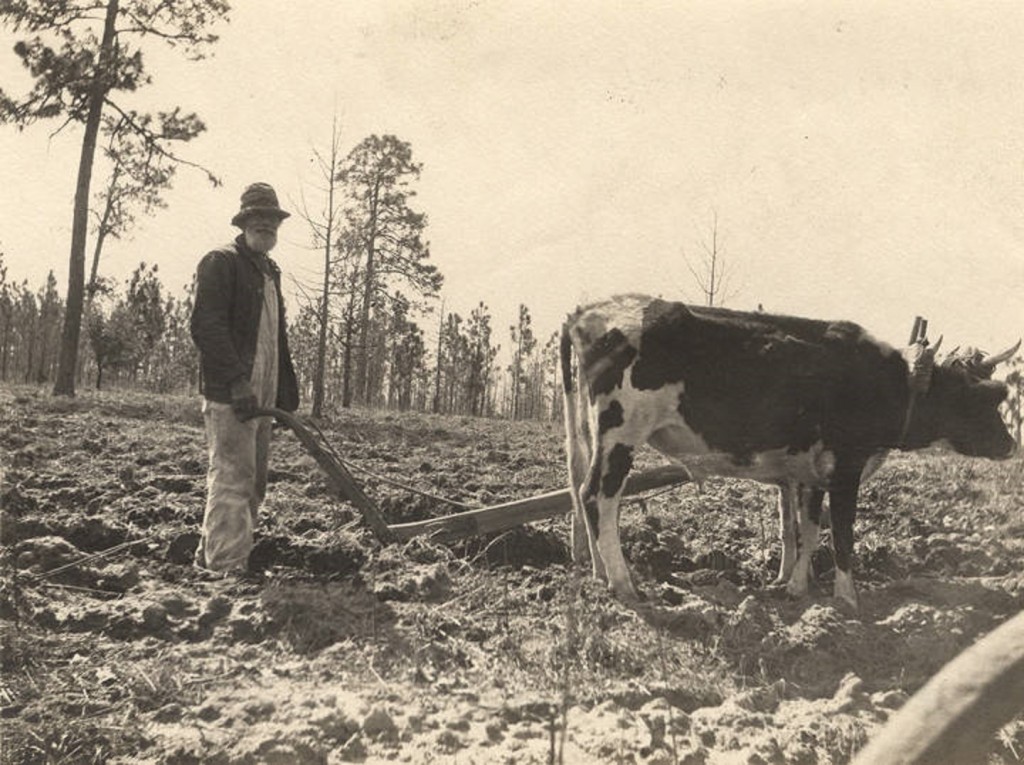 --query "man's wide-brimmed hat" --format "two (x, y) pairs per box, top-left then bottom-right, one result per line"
(231, 182), (291, 227)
